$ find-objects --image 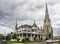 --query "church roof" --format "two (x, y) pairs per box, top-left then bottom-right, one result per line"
(20, 24), (32, 28)
(32, 21), (37, 27)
